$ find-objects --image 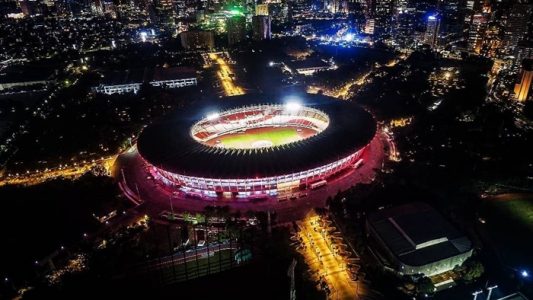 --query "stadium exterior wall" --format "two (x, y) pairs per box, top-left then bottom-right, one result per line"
(141, 141), (370, 200)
